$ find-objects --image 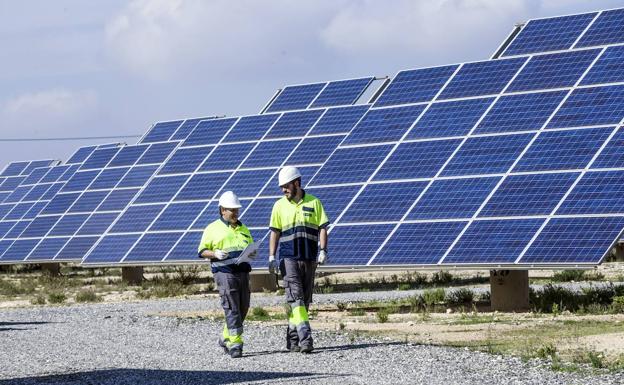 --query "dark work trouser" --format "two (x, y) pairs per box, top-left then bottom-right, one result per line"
(214, 271), (250, 349)
(280, 258), (317, 348)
